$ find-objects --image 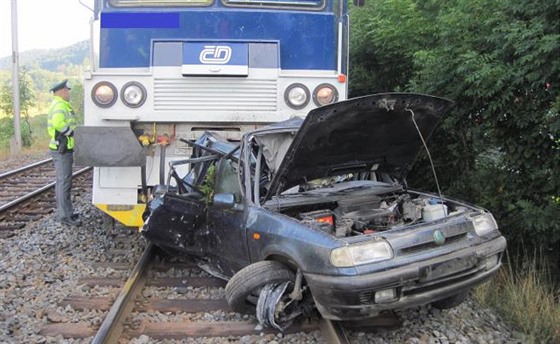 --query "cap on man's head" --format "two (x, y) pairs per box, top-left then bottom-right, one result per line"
(50, 79), (71, 93)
